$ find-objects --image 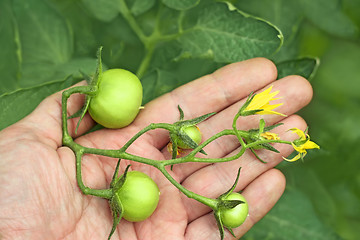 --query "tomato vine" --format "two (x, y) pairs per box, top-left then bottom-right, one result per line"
(60, 48), (318, 240)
